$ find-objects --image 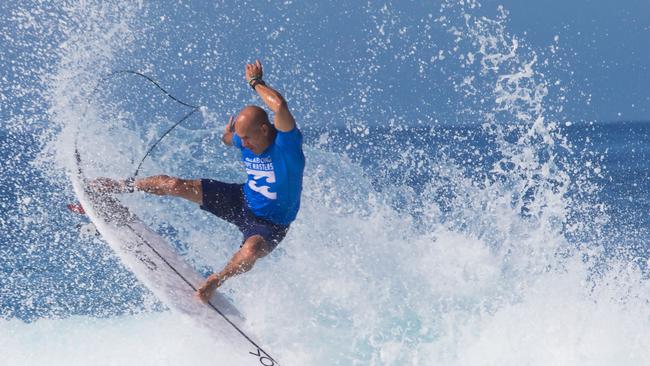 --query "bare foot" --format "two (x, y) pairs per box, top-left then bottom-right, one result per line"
(195, 275), (222, 304)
